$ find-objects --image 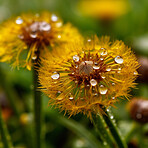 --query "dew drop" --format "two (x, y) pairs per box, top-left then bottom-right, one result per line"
(30, 32), (37, 38)
(18, 34), (24, 39)
(101, 74), (105, 79)
(56, 22), (62, 27)
(41, 22), (51, 31)
(100, 58), (104, 61)
(87, 39), (91, 42)
(57, 35), (61, 39)
(134, 71), (138, 75)
(99, 85), (108, 95)
(115, 56), (123, 64)
(69, 96), (74, 100)
(51, 72), (60, 80)
(118, 67), (121, 71)
(73, 55), (79, 62)
(90, 79), (97, 86)
(112, 83), (115, 86)
(51, 14), (58, 22)
(100, 48), (107, 56)
(16, 17), (23, 24)
(32, 55), (37, 60)
(106, 67), (111, 71)
(107, 109), (110, 112)
(110, 116), (114, 119)
(93, 65), (100, 70)
(112, 97), (115, 100)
